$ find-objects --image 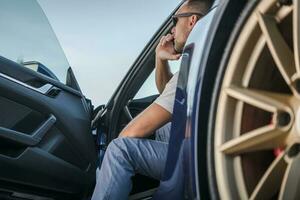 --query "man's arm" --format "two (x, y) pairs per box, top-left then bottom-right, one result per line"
(155, 34), (181, 93)
(119, 103), (171, 138)
(155, 58), (173, 94)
